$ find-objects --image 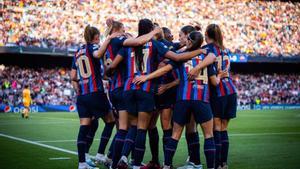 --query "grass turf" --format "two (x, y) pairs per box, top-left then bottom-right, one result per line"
(0, 109), (300, 169)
